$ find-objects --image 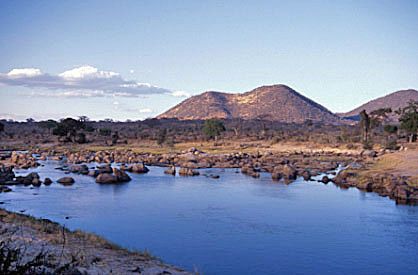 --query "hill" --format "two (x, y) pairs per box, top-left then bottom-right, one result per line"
(157, 84), (341, 124)
(340, 89), (418, 121)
